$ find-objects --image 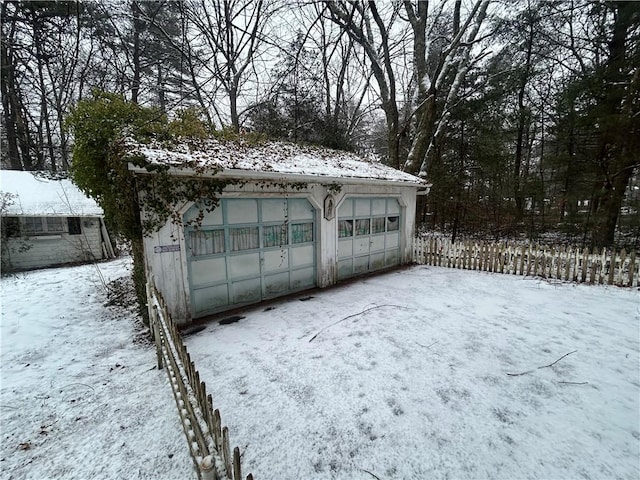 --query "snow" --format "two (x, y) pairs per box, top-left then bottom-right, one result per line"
(129, 139), (425, 185)
(1, 260), (638, 480)
(0, 258), (194, 480)
(184, 266), (640, 479)
(0, 170), (103, 217)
